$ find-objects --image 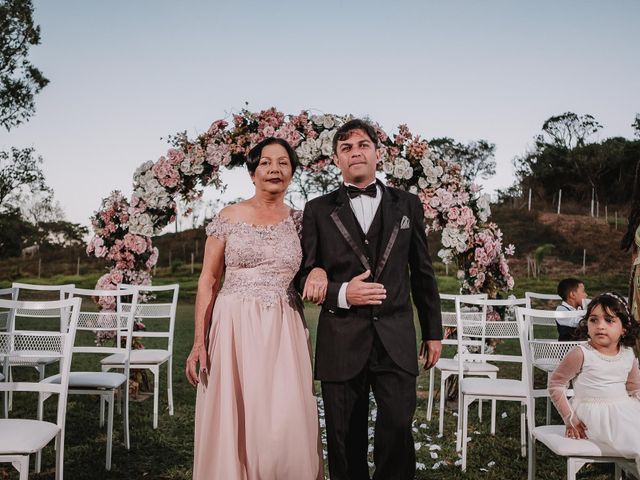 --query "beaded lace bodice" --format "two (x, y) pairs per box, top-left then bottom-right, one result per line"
(205, 211), (303, 307)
